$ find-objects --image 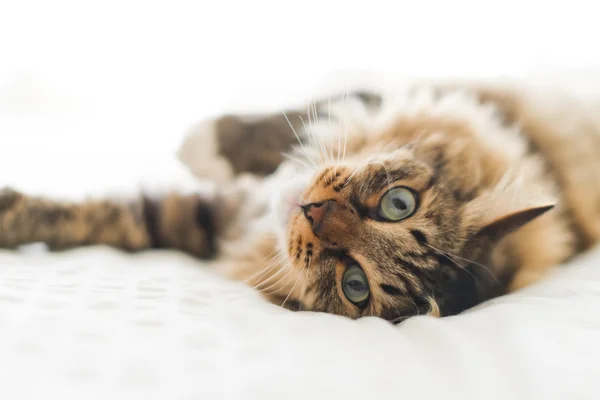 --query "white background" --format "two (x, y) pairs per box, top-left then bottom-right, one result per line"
(2, 0), (600, 195)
